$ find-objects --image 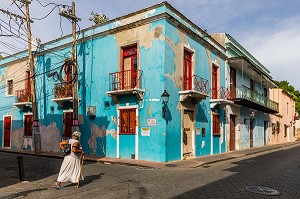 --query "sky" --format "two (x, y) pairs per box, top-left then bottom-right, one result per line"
(1, 0), (300, 89)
